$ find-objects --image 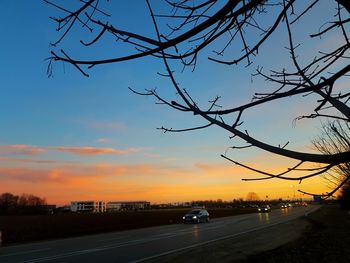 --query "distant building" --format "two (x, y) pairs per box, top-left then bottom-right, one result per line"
(70, 201), (106, 213)
(107, 201), (150, 211)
